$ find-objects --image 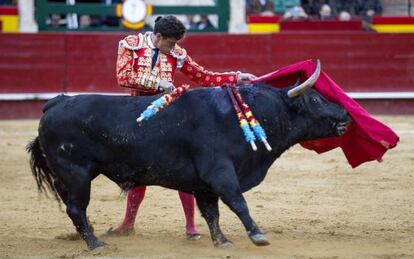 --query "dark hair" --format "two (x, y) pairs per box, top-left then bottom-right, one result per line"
(154, 16), (186, 40)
